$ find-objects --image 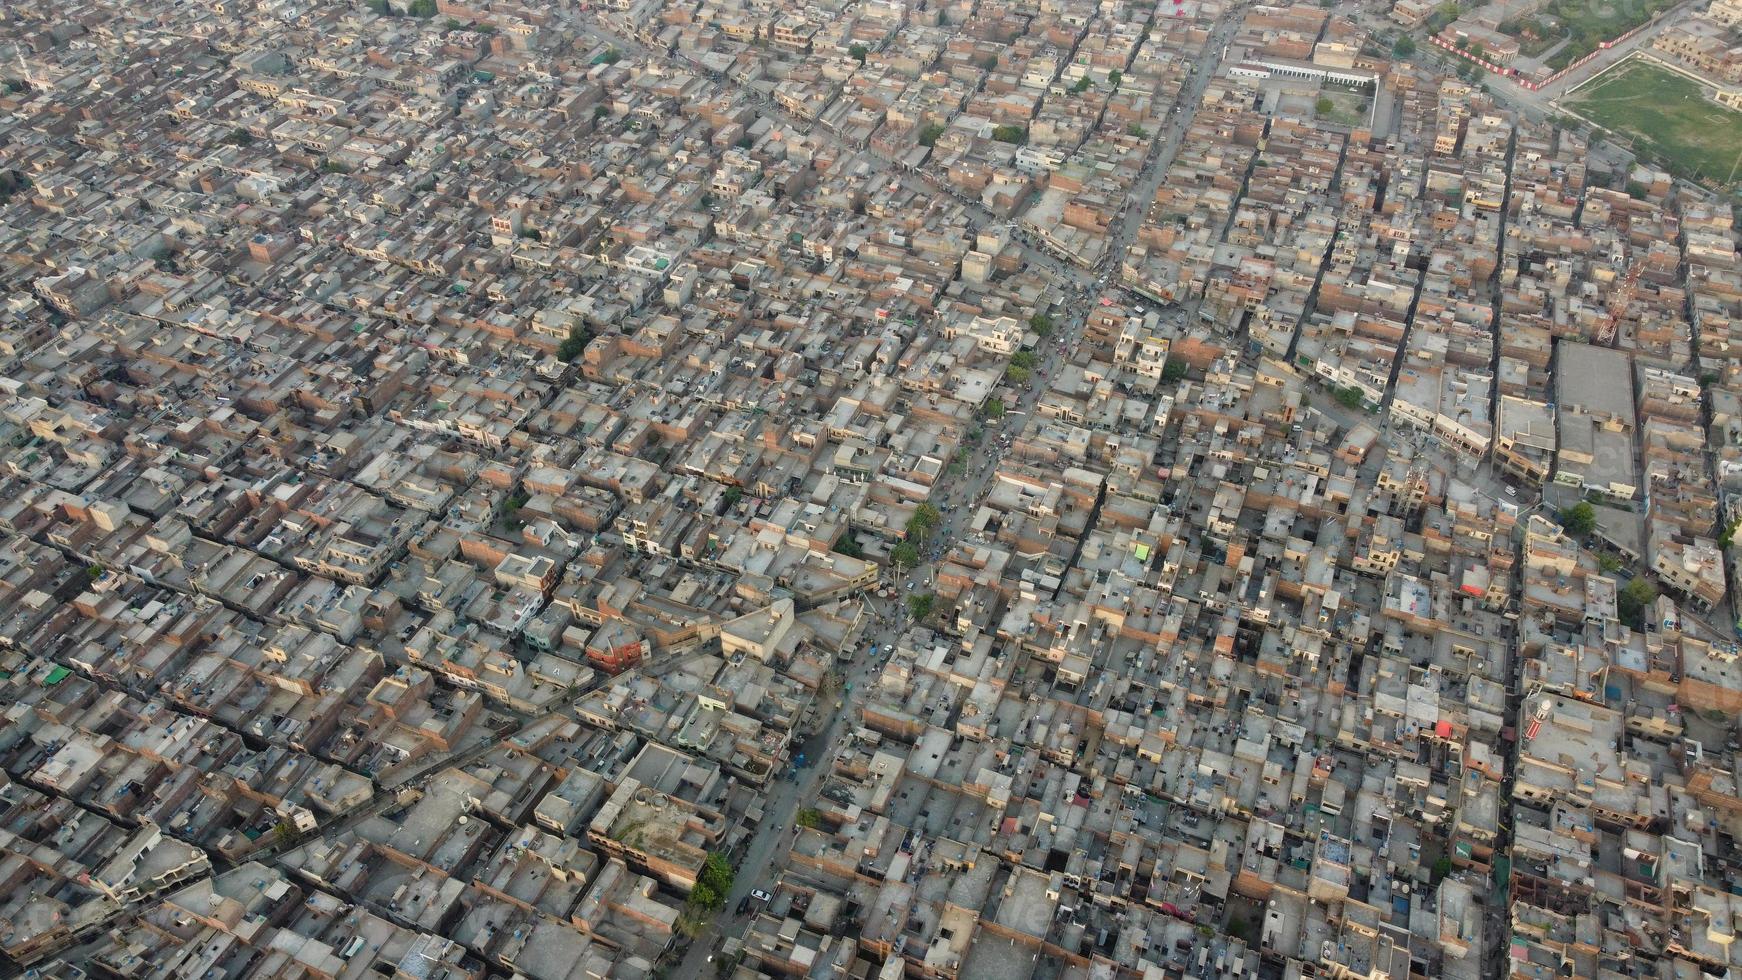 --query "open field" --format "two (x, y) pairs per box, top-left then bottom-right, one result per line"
(1542, 0), (1675, 70)
(1568, 59), (1742, 184)
(1314, 90), (1371, 127)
